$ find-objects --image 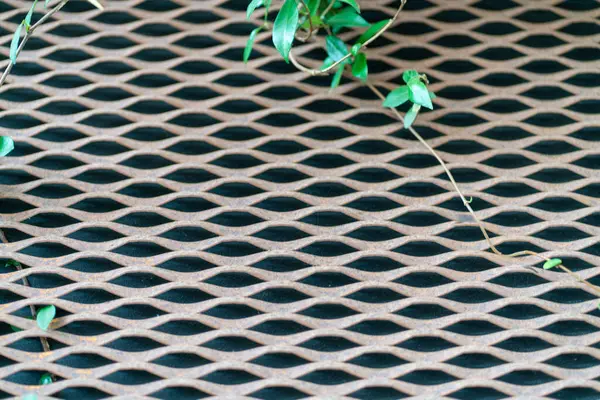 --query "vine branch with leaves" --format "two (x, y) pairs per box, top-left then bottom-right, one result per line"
(244, 0), (600, 298)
